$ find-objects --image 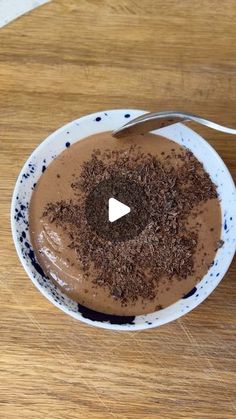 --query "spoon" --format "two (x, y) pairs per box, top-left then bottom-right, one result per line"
(112, 111), (236, 138)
